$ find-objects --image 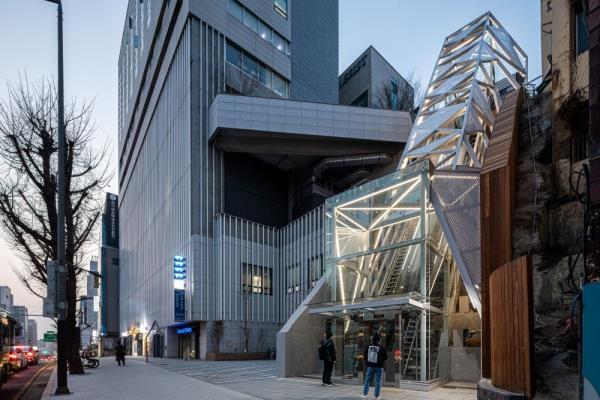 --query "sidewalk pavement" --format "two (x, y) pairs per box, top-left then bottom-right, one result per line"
(41, 357), (477, 400)
(41, 357), (259, 399)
